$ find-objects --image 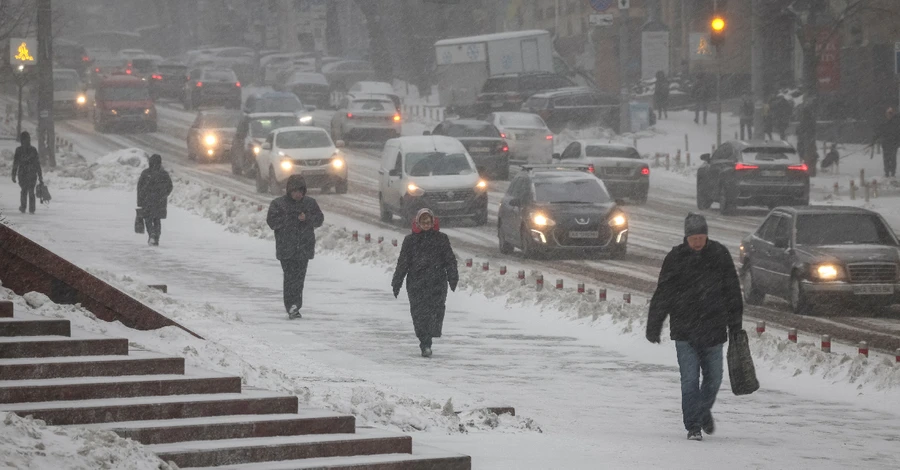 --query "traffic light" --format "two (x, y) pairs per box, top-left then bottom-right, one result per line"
(710, 15), (726, 46)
